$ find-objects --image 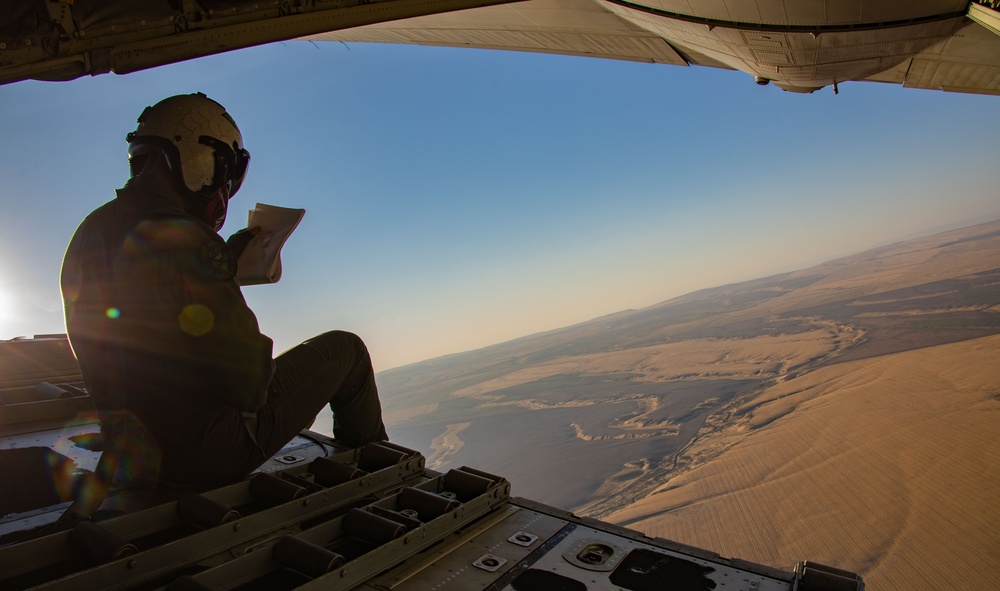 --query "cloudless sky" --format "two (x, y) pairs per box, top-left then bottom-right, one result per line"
(1, 41), (998, 371)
